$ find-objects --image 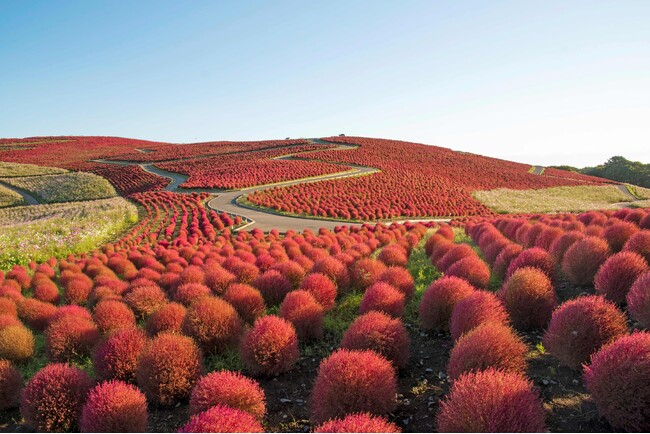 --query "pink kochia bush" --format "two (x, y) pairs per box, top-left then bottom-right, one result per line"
(253, 270), (293, 305)
(506, 247), (555, 280)
(93, 327), (147, 382)
(136, 332), (203, 406)
(447, 323), (528, 381)
(583, 332), (650, 432)
(314, 413), (401, 433)
(79, 380), (148, 433)
(623, 230), (650, 263)
(627, 271), (650, 327)
(341, 311), (411, 369)
(497, 267), (557, 330)
(181, 296), (242, 353)
(20, 363), (93, 432)
(279, 290), (324, 340)
(310, 349), (397, 424)
(359, 282), (405, 318)
(450, 291), (509, 341)
(436, 369), (546, 432)
(239, 315), (299, 376)
(419, 276), (475, 331)
(179, 405), (264, 433)
(594, 251), (647, 304)
(562, 237), (611, 285)
(378, 266), (415, 299)
(445, 256), (491, 289)
(189, 370), (266, 420)
(543, 295), (628, 369)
